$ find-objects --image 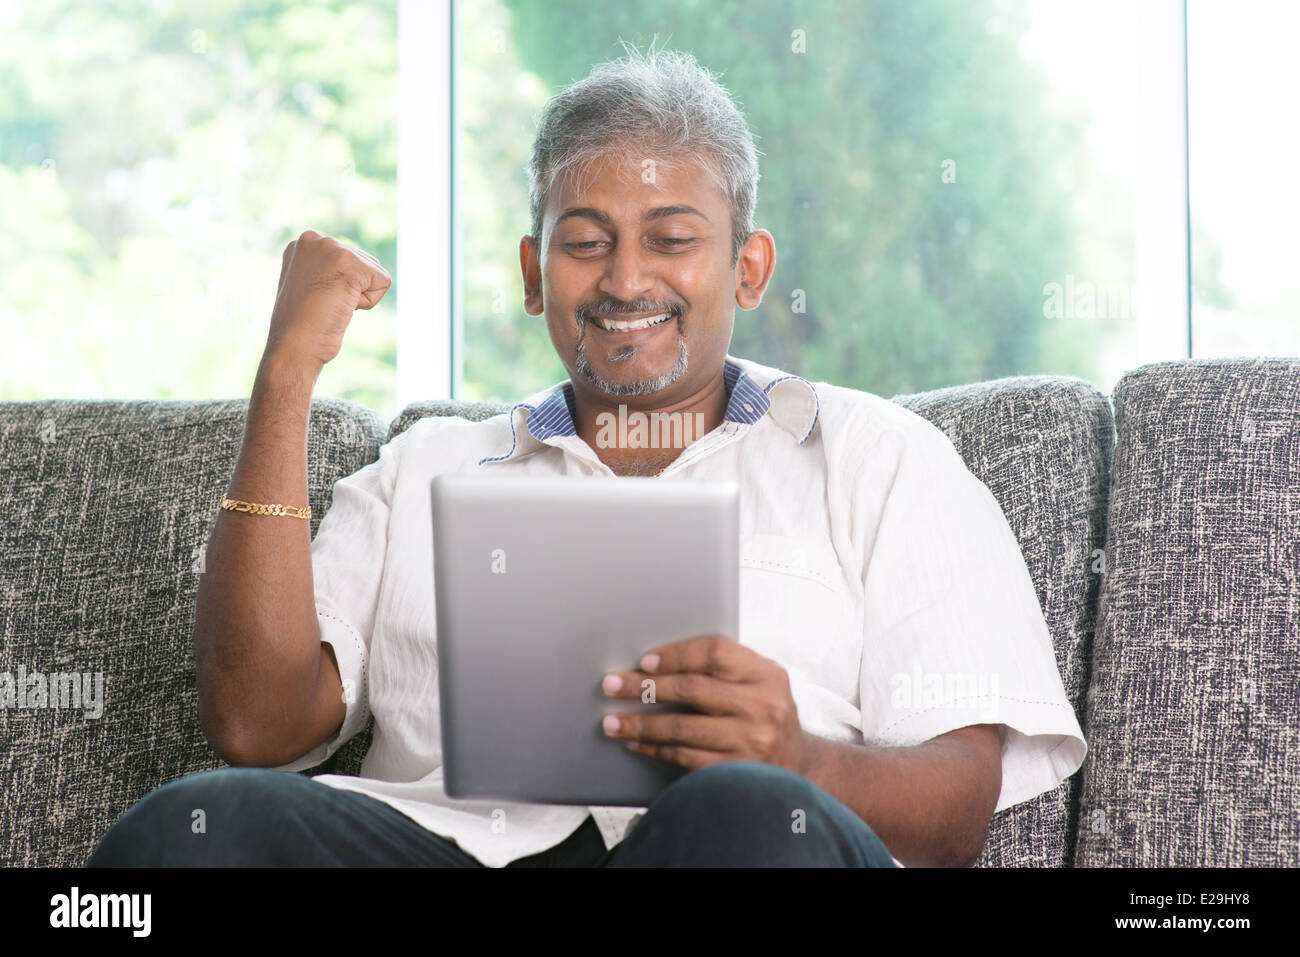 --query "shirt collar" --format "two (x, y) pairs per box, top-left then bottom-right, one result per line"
(479, 354), (820, 466)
